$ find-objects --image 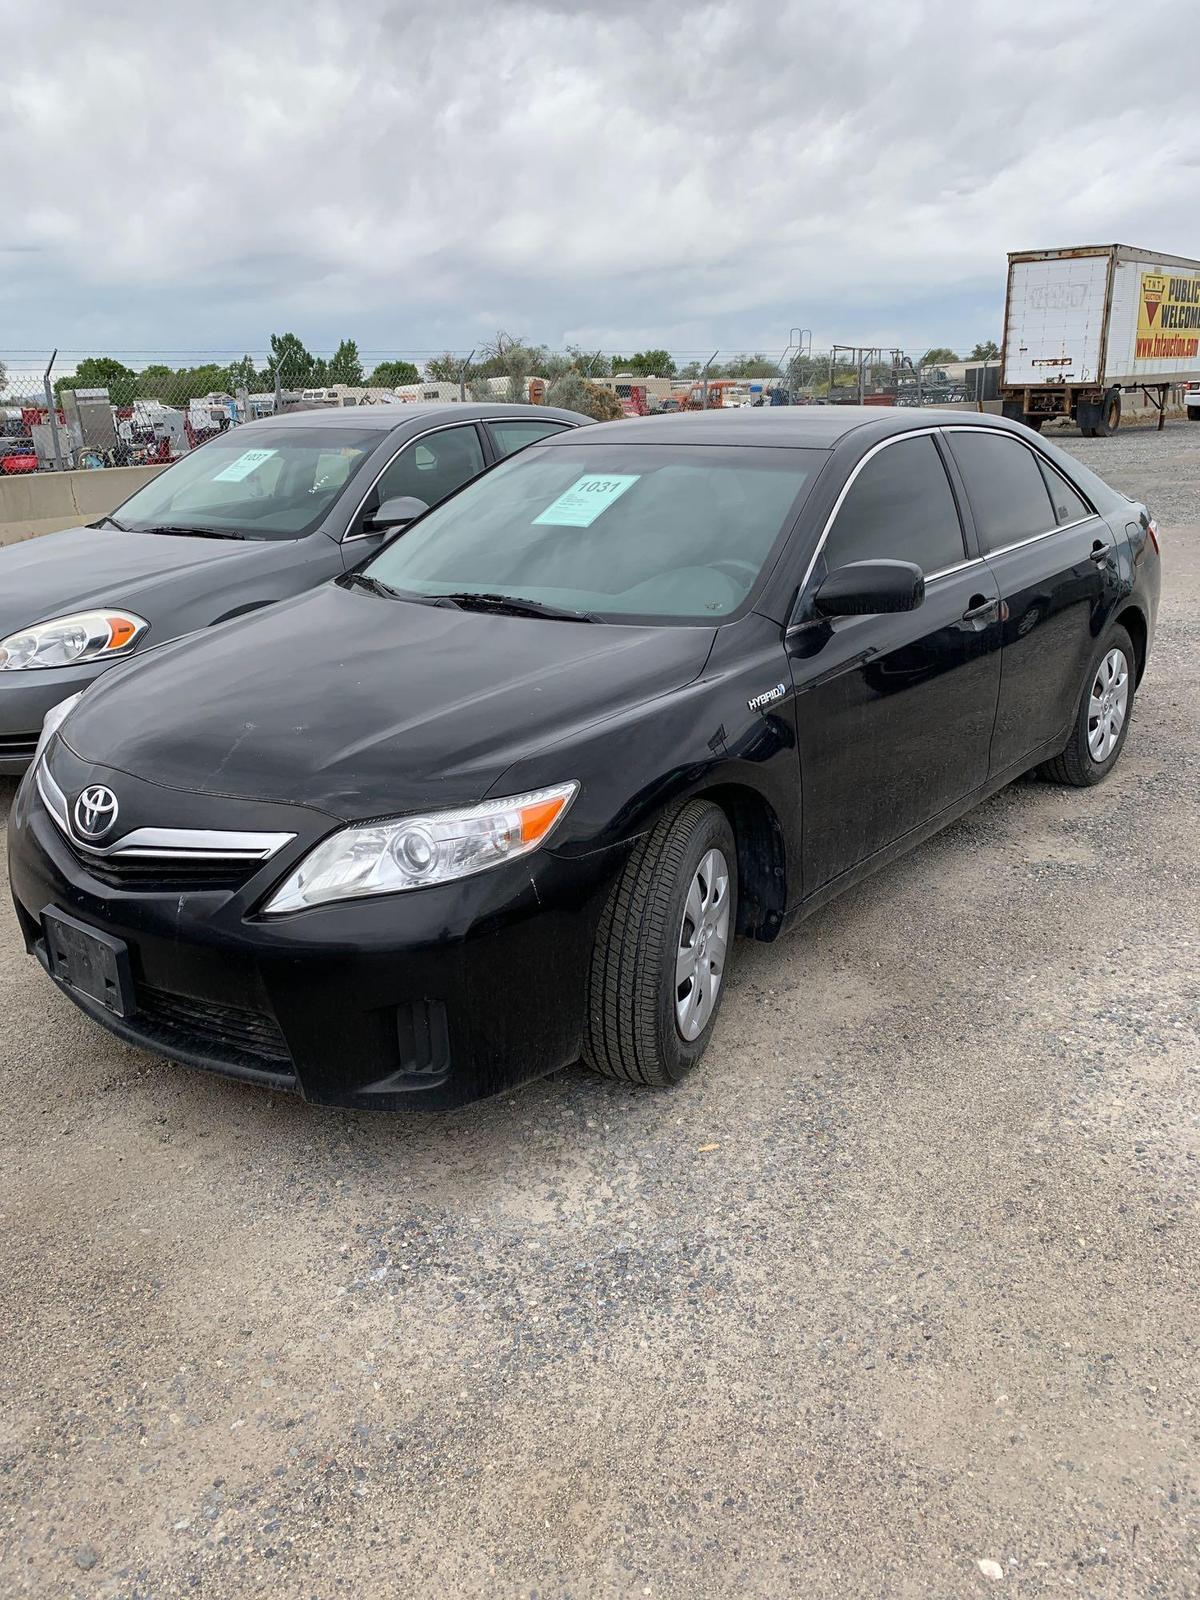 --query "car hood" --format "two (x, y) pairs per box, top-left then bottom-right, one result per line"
(0, 524), (274, 635)
(63, 582), (716, 819)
